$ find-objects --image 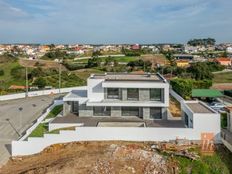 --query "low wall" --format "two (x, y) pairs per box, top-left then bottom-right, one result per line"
(48, 123), (84, 131)
(0, 86), (86, 101)
(12, 127), (212, 156)
(18, 100), (64, 141)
